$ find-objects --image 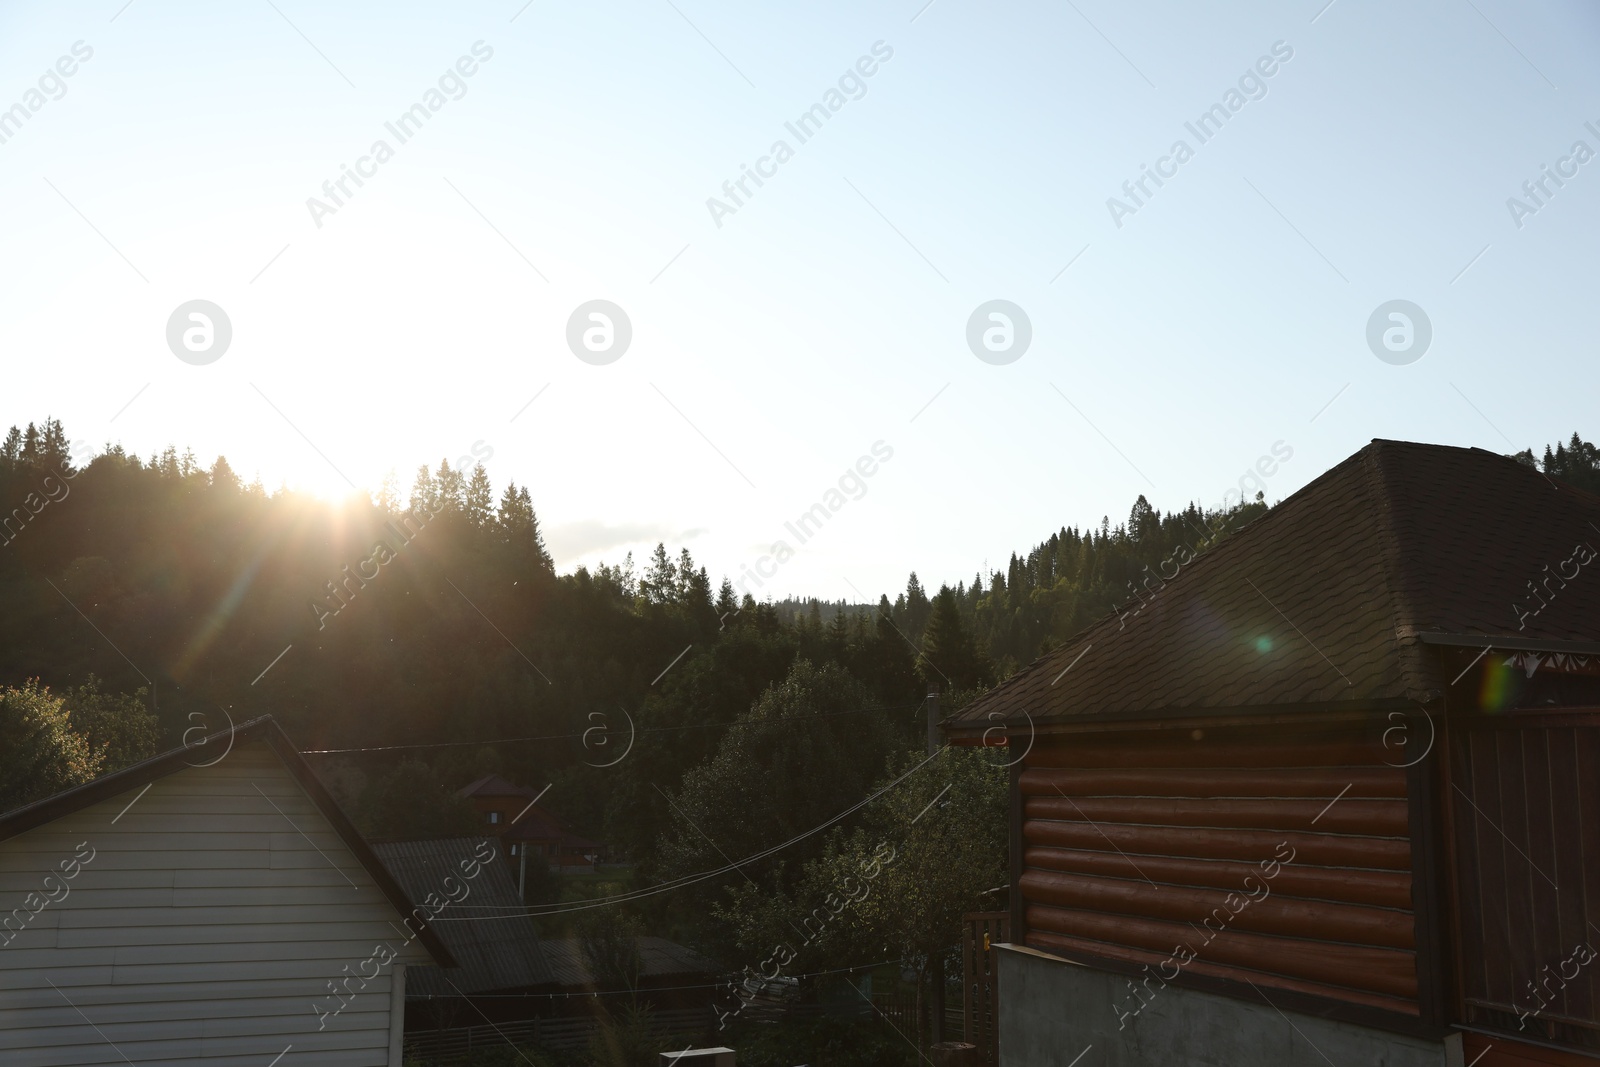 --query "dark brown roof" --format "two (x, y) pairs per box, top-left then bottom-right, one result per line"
(0, 715), (456, 967)
(947, 440), (1600, 731)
